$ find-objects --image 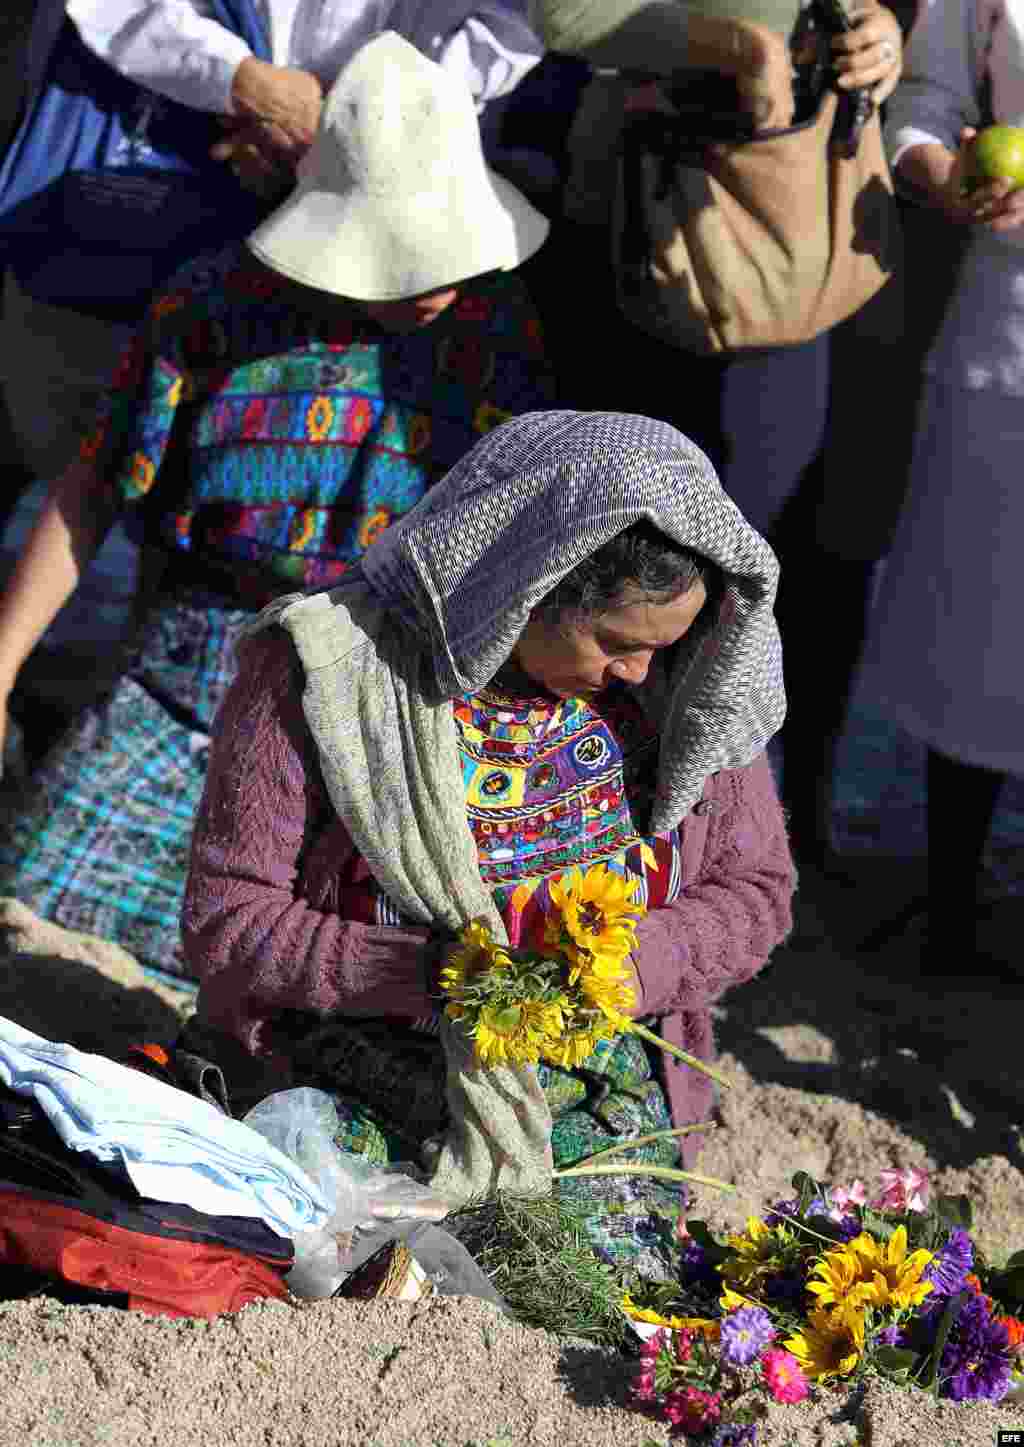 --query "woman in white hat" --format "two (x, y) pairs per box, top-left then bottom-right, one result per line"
(2, 0), (542, 485)
(0, 33), (552, 980)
